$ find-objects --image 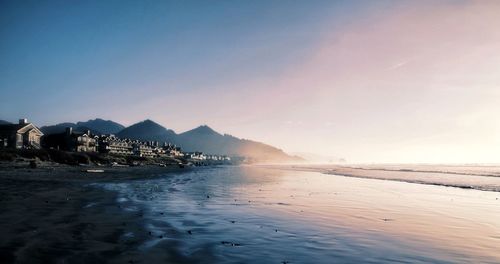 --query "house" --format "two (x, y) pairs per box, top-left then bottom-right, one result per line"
(133, 143), (155, 157)
(159, 143), (183, 157)
(96, 135), (182, 158)
(169, 146), (183, 157)
(184, 151), (206, 160)
(97, 135), (134, 155)
(42, 127), (97, 152)
(0, 119), (44, 149)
